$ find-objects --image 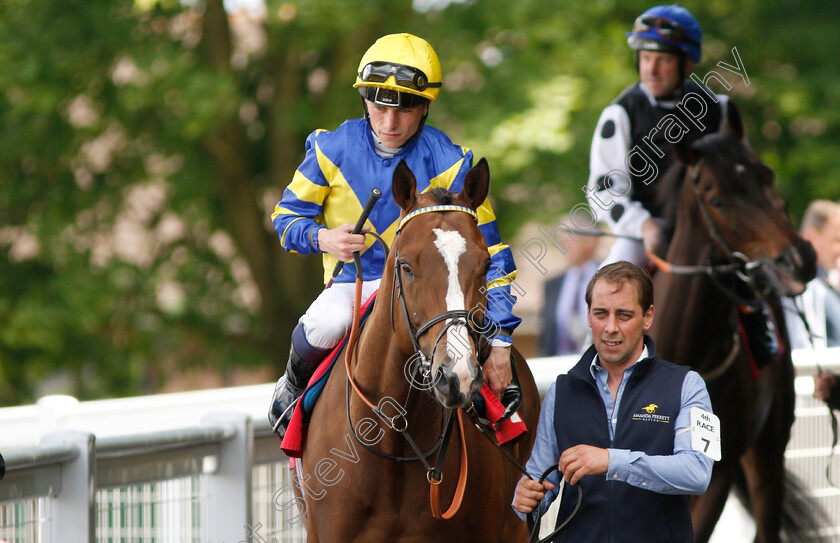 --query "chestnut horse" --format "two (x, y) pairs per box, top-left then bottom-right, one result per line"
(295, 159), (540, 542)
(649, 115), (823, 542)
